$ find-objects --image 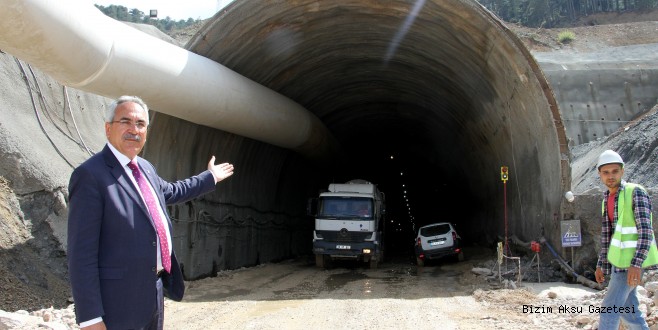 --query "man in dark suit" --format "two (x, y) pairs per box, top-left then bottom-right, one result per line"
(67, 95), (234, 329)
